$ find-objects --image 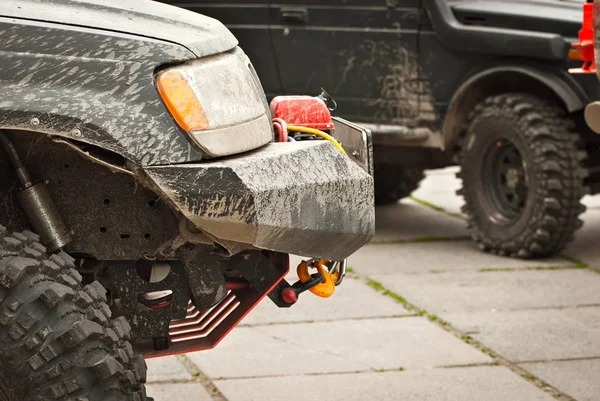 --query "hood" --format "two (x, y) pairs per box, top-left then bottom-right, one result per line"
(0, 0), (238, 58)
(449, 0), (581, 38)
